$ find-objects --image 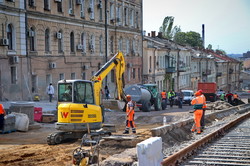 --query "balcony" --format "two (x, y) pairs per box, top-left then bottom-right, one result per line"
(178, 66), (186, 72)
(202, 70), (211, 76)
(165, 67), (175, 73)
